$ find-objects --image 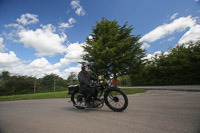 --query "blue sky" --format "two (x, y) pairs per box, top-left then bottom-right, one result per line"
(0, 0), (200, 78)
